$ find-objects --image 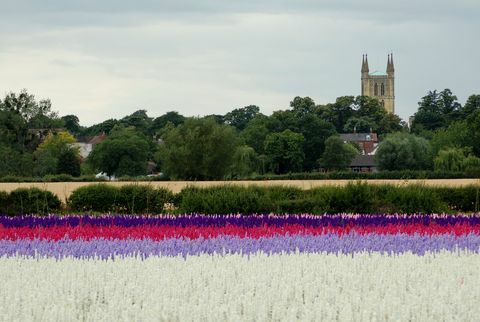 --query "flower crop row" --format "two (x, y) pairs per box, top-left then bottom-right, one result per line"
(1, 214), (480, 259)
(1, 252), (479, 321)
(2, 213), (480, 228)
(1, 223), (480, 241)
(1, 234), (480, 258)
